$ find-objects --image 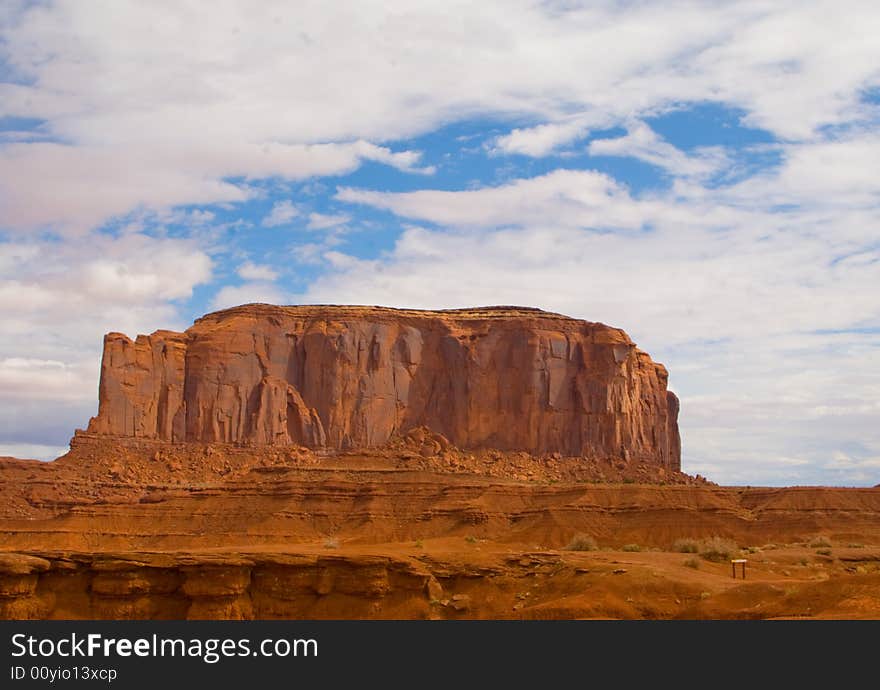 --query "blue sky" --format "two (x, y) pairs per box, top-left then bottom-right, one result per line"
(1, 1), (879, 486)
